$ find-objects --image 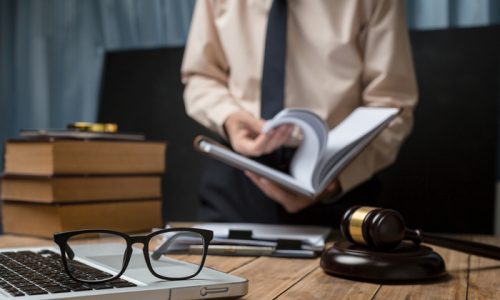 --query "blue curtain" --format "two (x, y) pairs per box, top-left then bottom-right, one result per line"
(407, 0), (500, 29)
(0, 0), (195, 149)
